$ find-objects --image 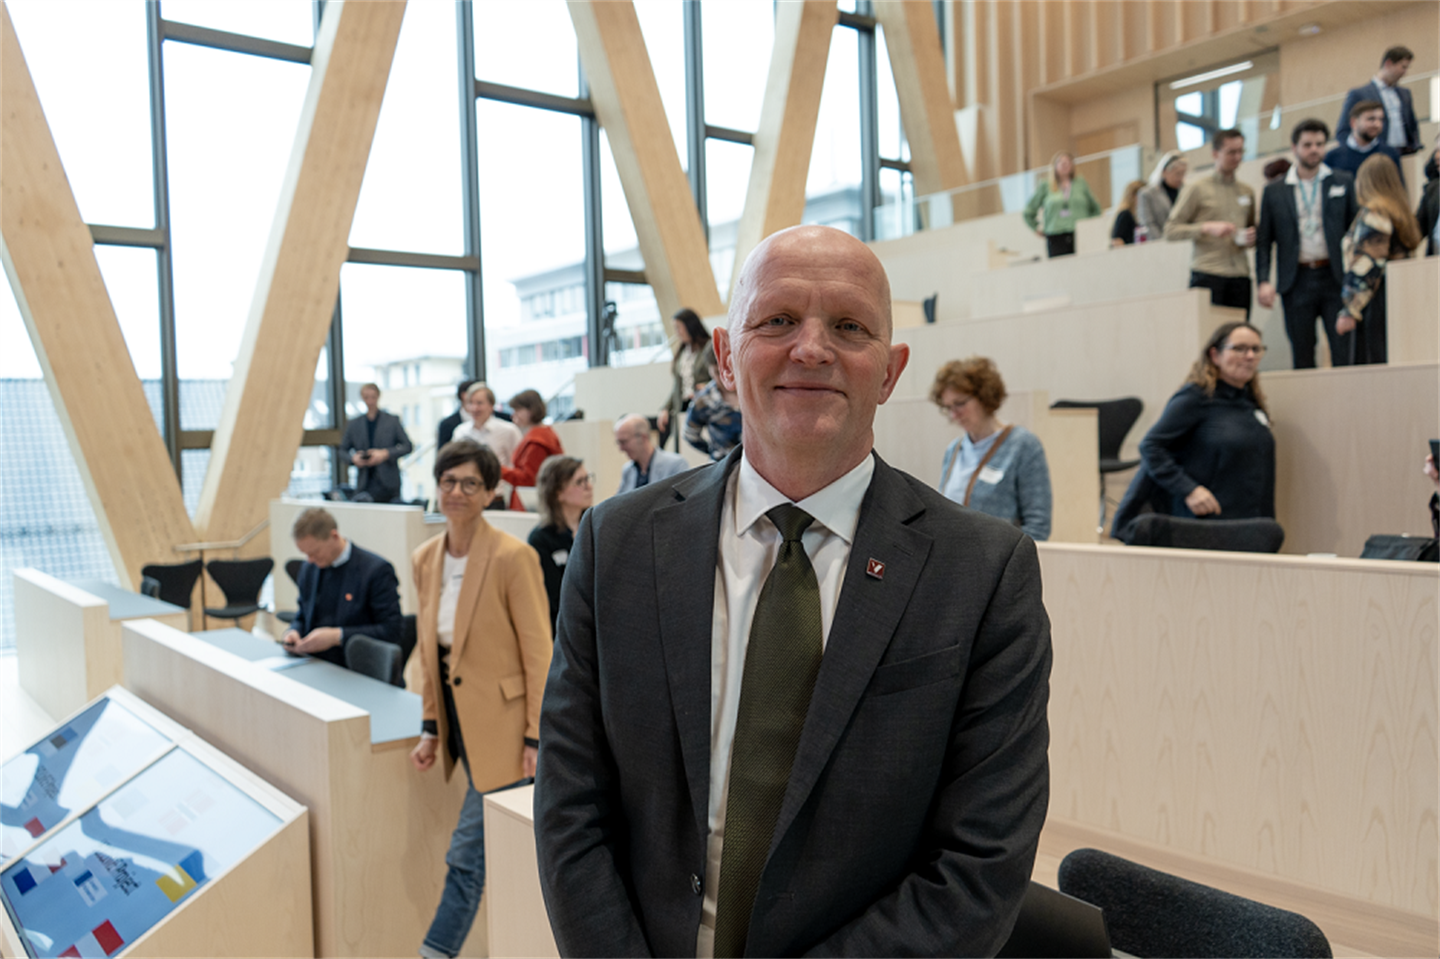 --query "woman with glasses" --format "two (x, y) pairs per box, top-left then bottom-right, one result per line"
(931, 357), (1052, 541)
(1113, 322), (1276, 540)
(528, 455), (593, 631)
(409, 439), (552, 959)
